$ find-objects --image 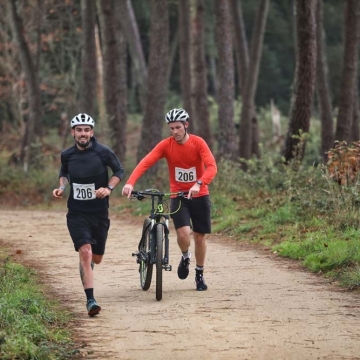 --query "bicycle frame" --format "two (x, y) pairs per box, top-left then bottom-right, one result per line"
(131, 189), (186, 301)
